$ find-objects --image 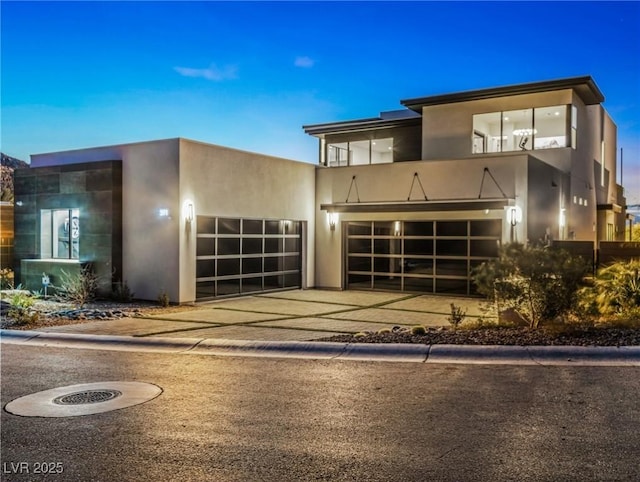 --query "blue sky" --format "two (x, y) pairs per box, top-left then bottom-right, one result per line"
(2, 1), (639, 203)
